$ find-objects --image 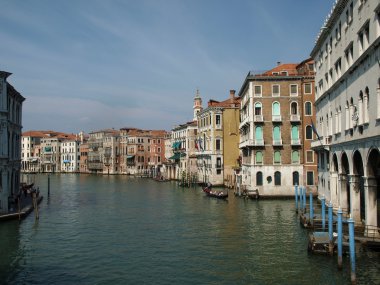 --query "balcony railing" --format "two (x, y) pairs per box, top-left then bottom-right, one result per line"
(291, 139), (301, 145)
(254, 115), (264, 122)
(239, 139), (254, 148)
(272, 115), (282, 122)
(290, 114), (301, 122)
(273, 139), (283, 146)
